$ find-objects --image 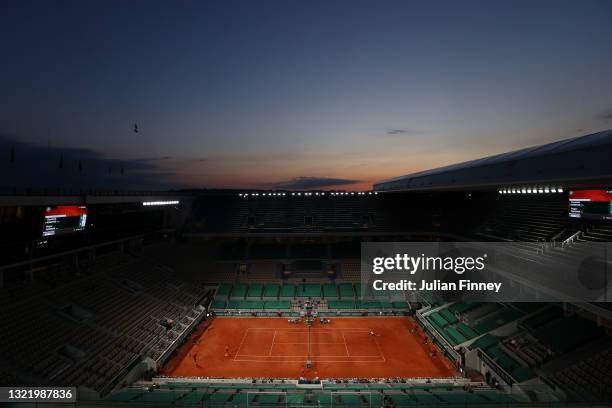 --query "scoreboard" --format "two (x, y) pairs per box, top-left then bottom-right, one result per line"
(569, 189), (612, 221)
(42, 206), (88, 237)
